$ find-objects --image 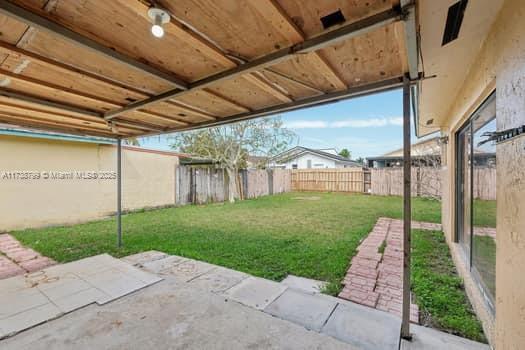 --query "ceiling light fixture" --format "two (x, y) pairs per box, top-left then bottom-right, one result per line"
(147, 7), (170, 38)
